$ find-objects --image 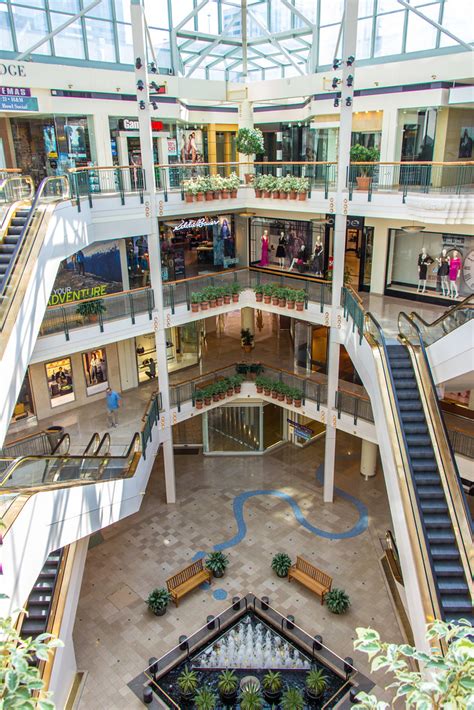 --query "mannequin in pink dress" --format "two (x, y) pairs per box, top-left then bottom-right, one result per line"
(448, 250), (462, 298)
(260, 230), (269, 266)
